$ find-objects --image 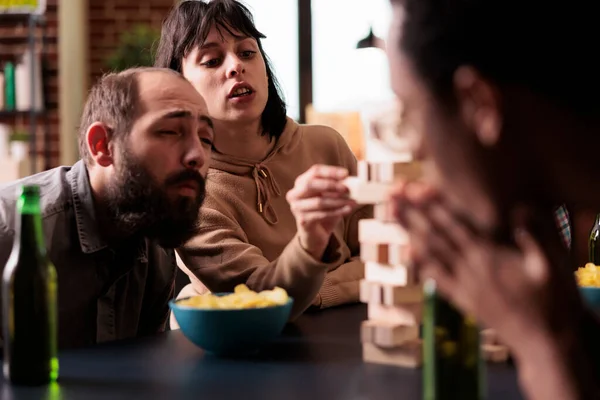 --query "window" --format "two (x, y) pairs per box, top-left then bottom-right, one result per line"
(311, 0), (395, 112)
(243, 0), (300, 121)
